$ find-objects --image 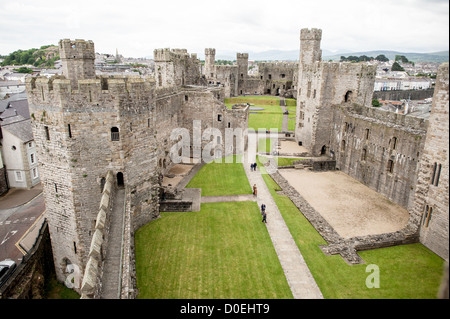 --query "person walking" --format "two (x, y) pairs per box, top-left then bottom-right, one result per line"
(262, 211), (267, 223)
(261, 203), (266, 215)
(253, 184), (257, 196)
